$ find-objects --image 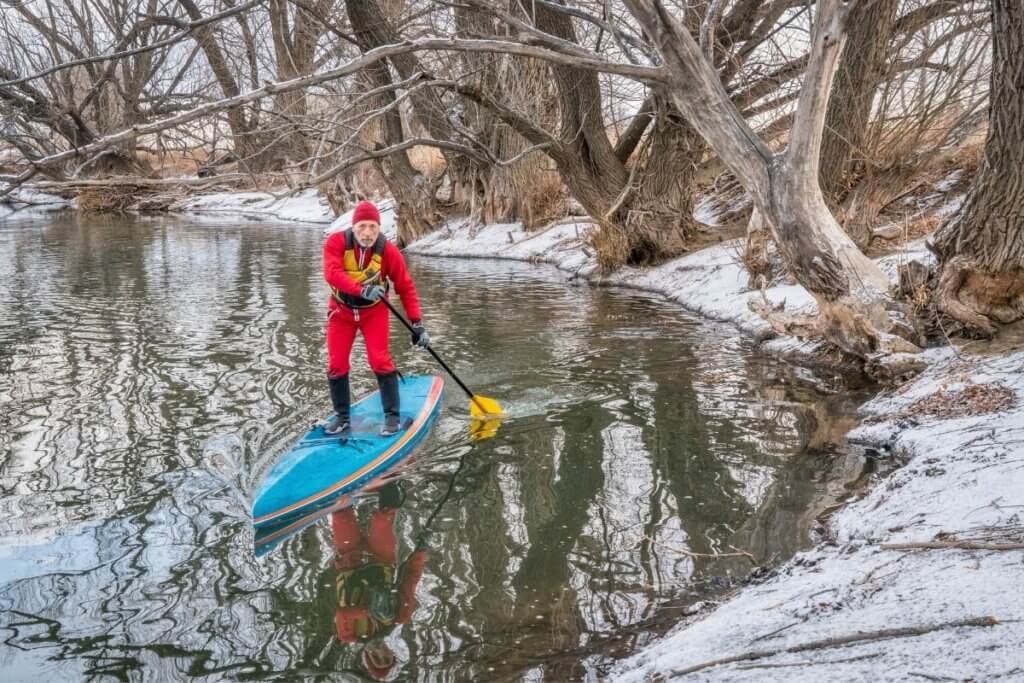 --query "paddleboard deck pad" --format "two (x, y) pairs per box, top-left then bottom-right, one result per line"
(252, 375), (443, 529)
